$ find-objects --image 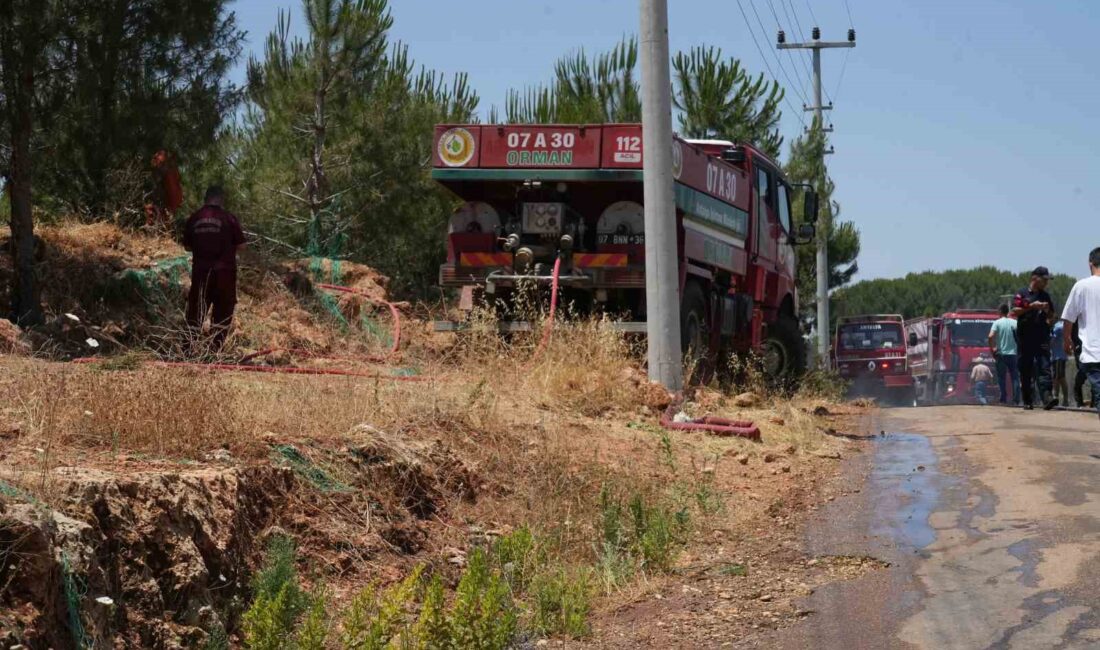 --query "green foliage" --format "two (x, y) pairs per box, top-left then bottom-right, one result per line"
(531, 568), (593, 638)
(340, 566), (423, 649)
(672, 46), (784, 159)
(596, 486), (687, 586)
(232, 0), (479, 297)
(38, 2), (243, 215)
(243, 535), (309, 650)
(505, 36), (640, 123)
(491, 526), (543, 594)
(295, 588), (331, 650)
(504, 38), (783, 159)
(408, 575), (450, 649)
(448, 548), (518, 649)
(833, 267), (1076, 323)
(202, 621), (230, 650)
(784, 118), (861, 327)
